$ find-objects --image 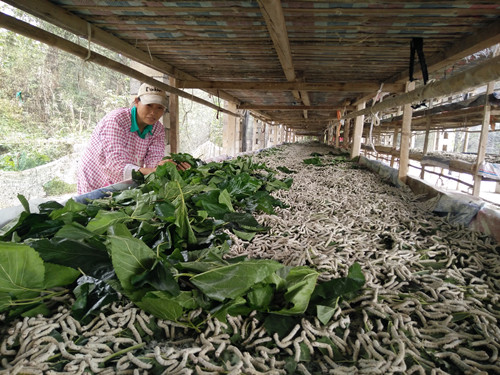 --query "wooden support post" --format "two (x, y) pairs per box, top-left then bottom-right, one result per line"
(335, 123), (341, 148)
(473, 81), (495, 196)
(169, 76), (179, 154)
(390, 126), (399, 167)
(251, 119), (258, 151)
(223, 101), (238, 156)
(235, 113), (242, 154)
(433, 129), (440, 151)
(398, 81), (415, 183)
(463, 129), (469, 153)
(343, 119), (351, 149)
(350, 102), (366, 159)
(274, 125), (279, 146)
(420, 114), (431, 179)
(241, 110), (250, 152)
(262, 122), (267, 148)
